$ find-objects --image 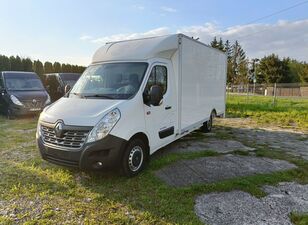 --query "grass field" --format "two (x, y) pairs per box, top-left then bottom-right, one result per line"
(227, 95), (308, 130)
(0, 95), (307, 224)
